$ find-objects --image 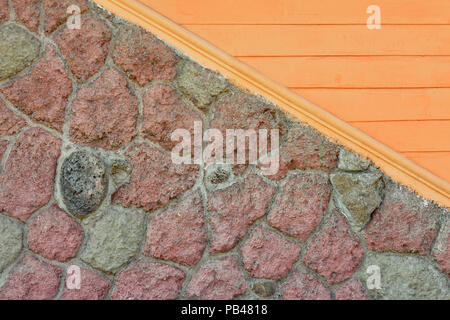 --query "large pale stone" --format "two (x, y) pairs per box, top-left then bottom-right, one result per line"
(0, 215), (23, 272)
